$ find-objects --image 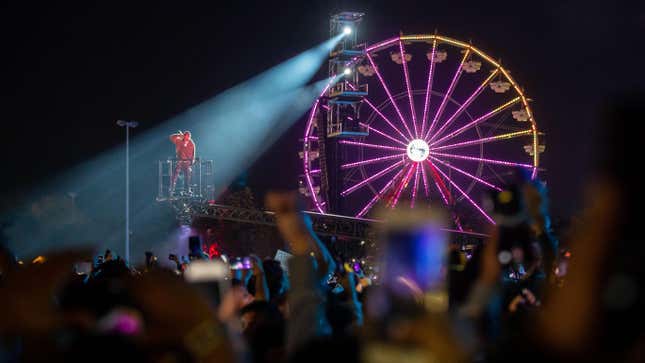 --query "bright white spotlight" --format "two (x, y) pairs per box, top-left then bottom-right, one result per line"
(343, 67), (352, 75)
(343, 26), (352, 35)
